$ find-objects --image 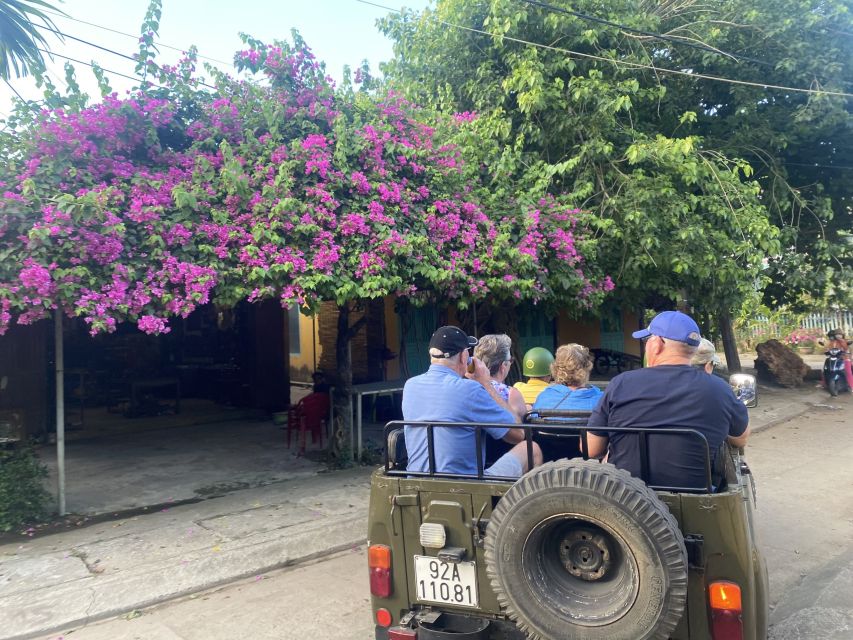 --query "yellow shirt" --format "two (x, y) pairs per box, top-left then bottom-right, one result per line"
(513, 378), (550, 405)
